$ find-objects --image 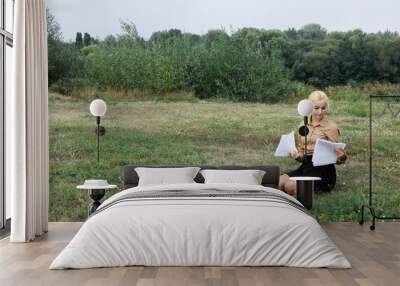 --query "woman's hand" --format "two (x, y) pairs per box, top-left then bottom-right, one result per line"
(334, 148), (345, 159)
(334, 148), (347, 164)
(289, 151), (304, 161)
